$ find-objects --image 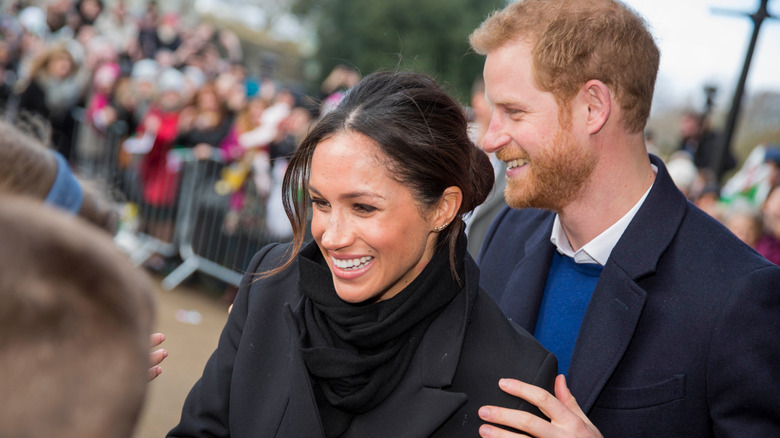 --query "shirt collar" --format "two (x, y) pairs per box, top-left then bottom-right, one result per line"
(550, 165), (657, 265)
